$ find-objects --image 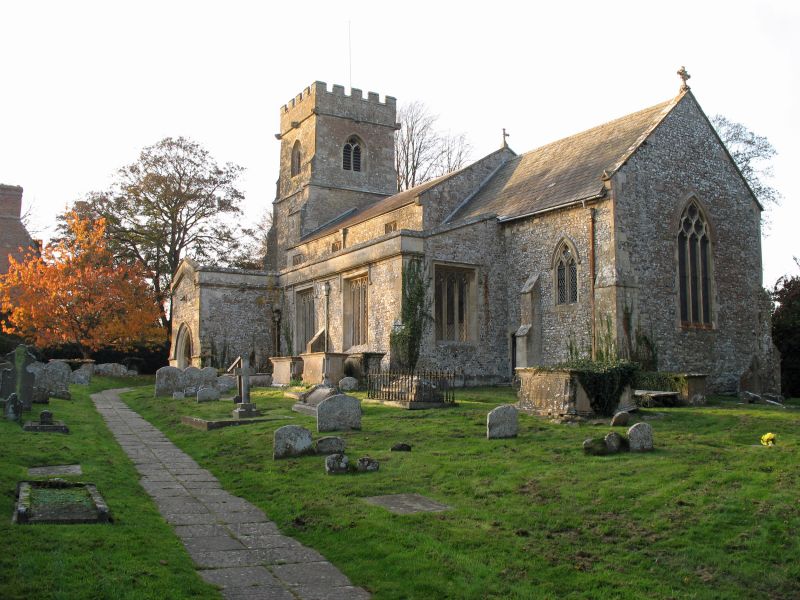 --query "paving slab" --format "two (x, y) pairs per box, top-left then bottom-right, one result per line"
(27, 464), (82, 477)
(92, 388), (370, 599)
